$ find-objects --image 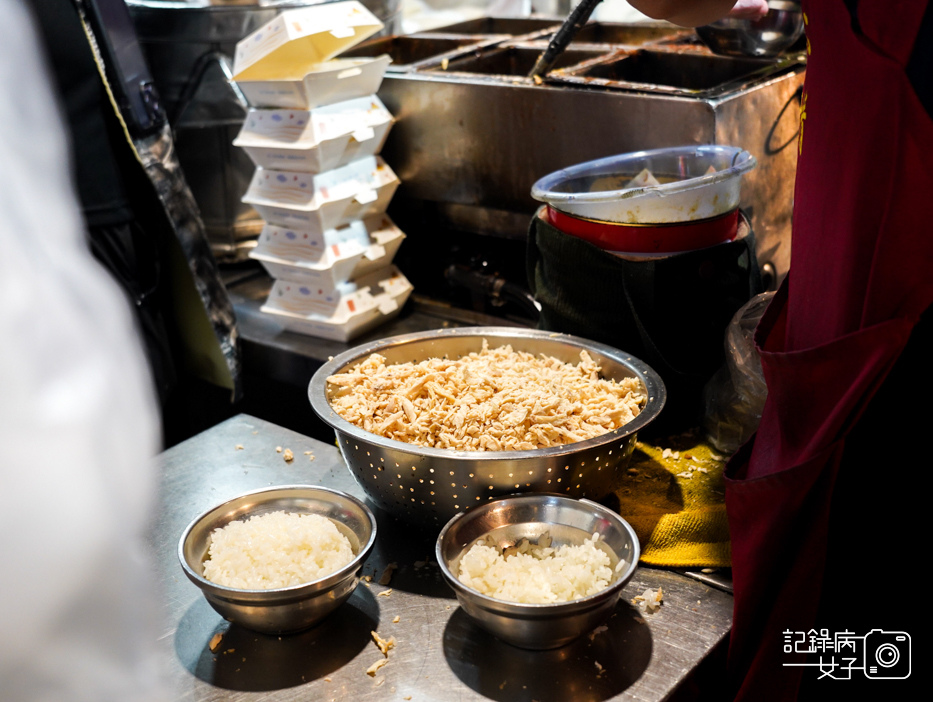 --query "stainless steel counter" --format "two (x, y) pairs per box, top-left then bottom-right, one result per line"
(153, 414), (733, 701)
